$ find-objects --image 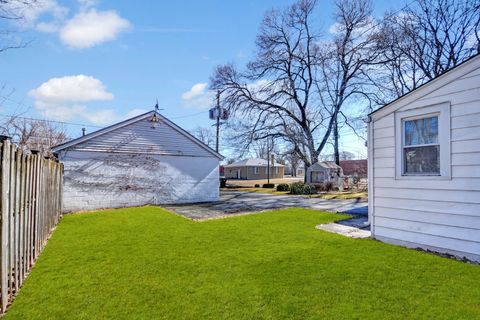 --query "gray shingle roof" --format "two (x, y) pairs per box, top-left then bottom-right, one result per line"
(224, 158), (285, 168)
